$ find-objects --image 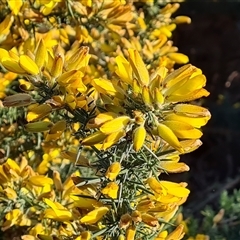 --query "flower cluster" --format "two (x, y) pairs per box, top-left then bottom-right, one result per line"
(0, 0), (210, 239)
